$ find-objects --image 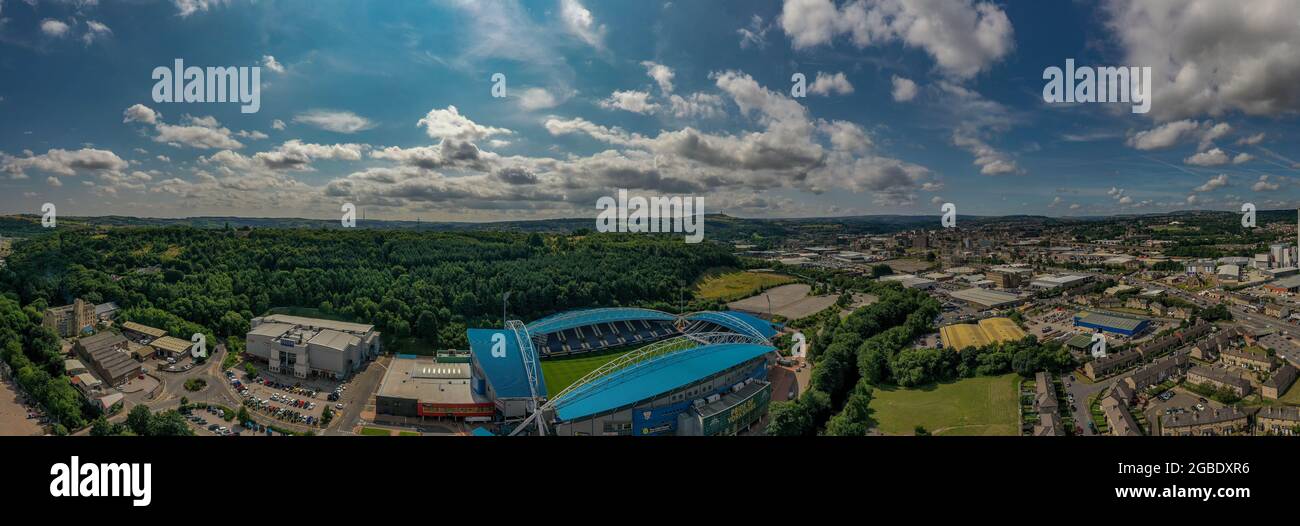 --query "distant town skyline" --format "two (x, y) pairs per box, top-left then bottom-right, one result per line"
(1, 0), (1299, 221)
